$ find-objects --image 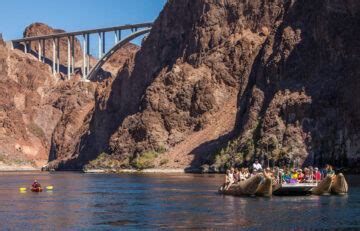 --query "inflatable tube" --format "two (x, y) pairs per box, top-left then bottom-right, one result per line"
(256, 176), (273, 197)
(312, 176), (333, 195)
(331, 173), (348, 195)
(219, 175), (262, 196)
